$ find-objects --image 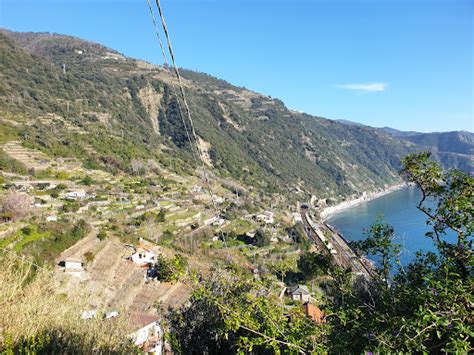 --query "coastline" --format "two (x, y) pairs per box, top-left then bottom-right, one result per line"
(319, 182), (410, 221)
